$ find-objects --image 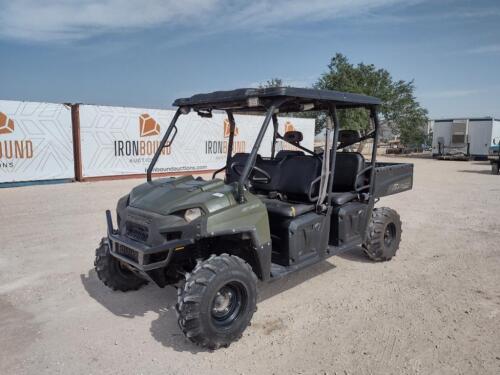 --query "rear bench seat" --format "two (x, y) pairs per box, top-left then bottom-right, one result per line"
(261, 152), (367, 216)
(330, 152), (365, 205)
